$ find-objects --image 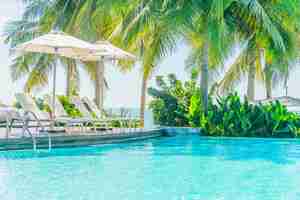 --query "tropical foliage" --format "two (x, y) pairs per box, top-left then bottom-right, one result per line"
(148, 73), (200, 127)
(3, 0), (300, 128)
(57, 96), (82, 118)
(3, 0), (130, 101)
(149, 75), (300, 138)
(198, 93), (300, 138)
(213, 1), (300, 99)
